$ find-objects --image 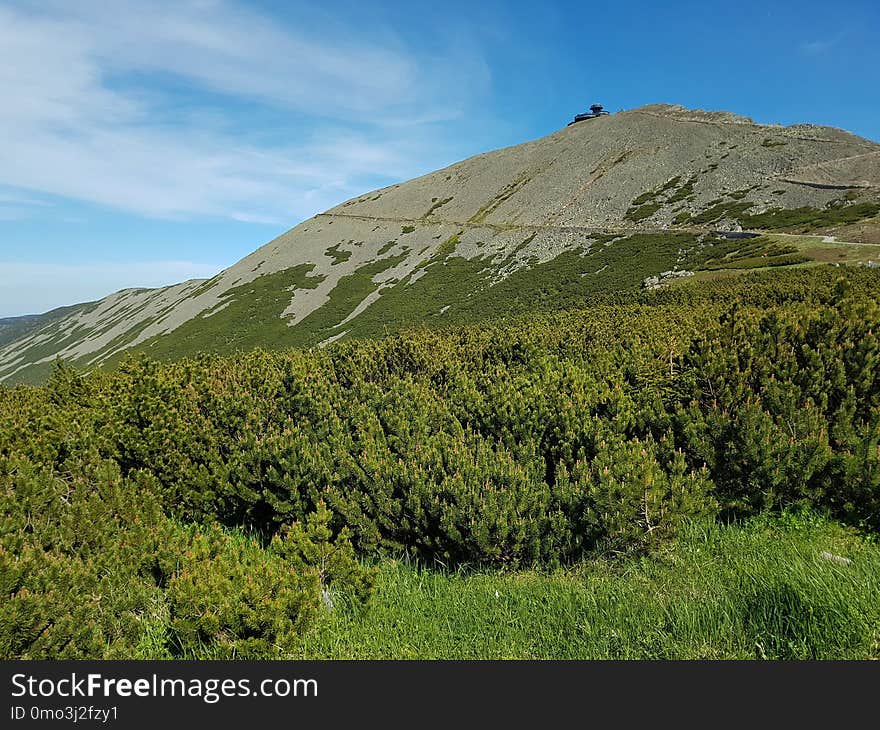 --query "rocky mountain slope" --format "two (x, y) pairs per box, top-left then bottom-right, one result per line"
(3, 103), (879, 384)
